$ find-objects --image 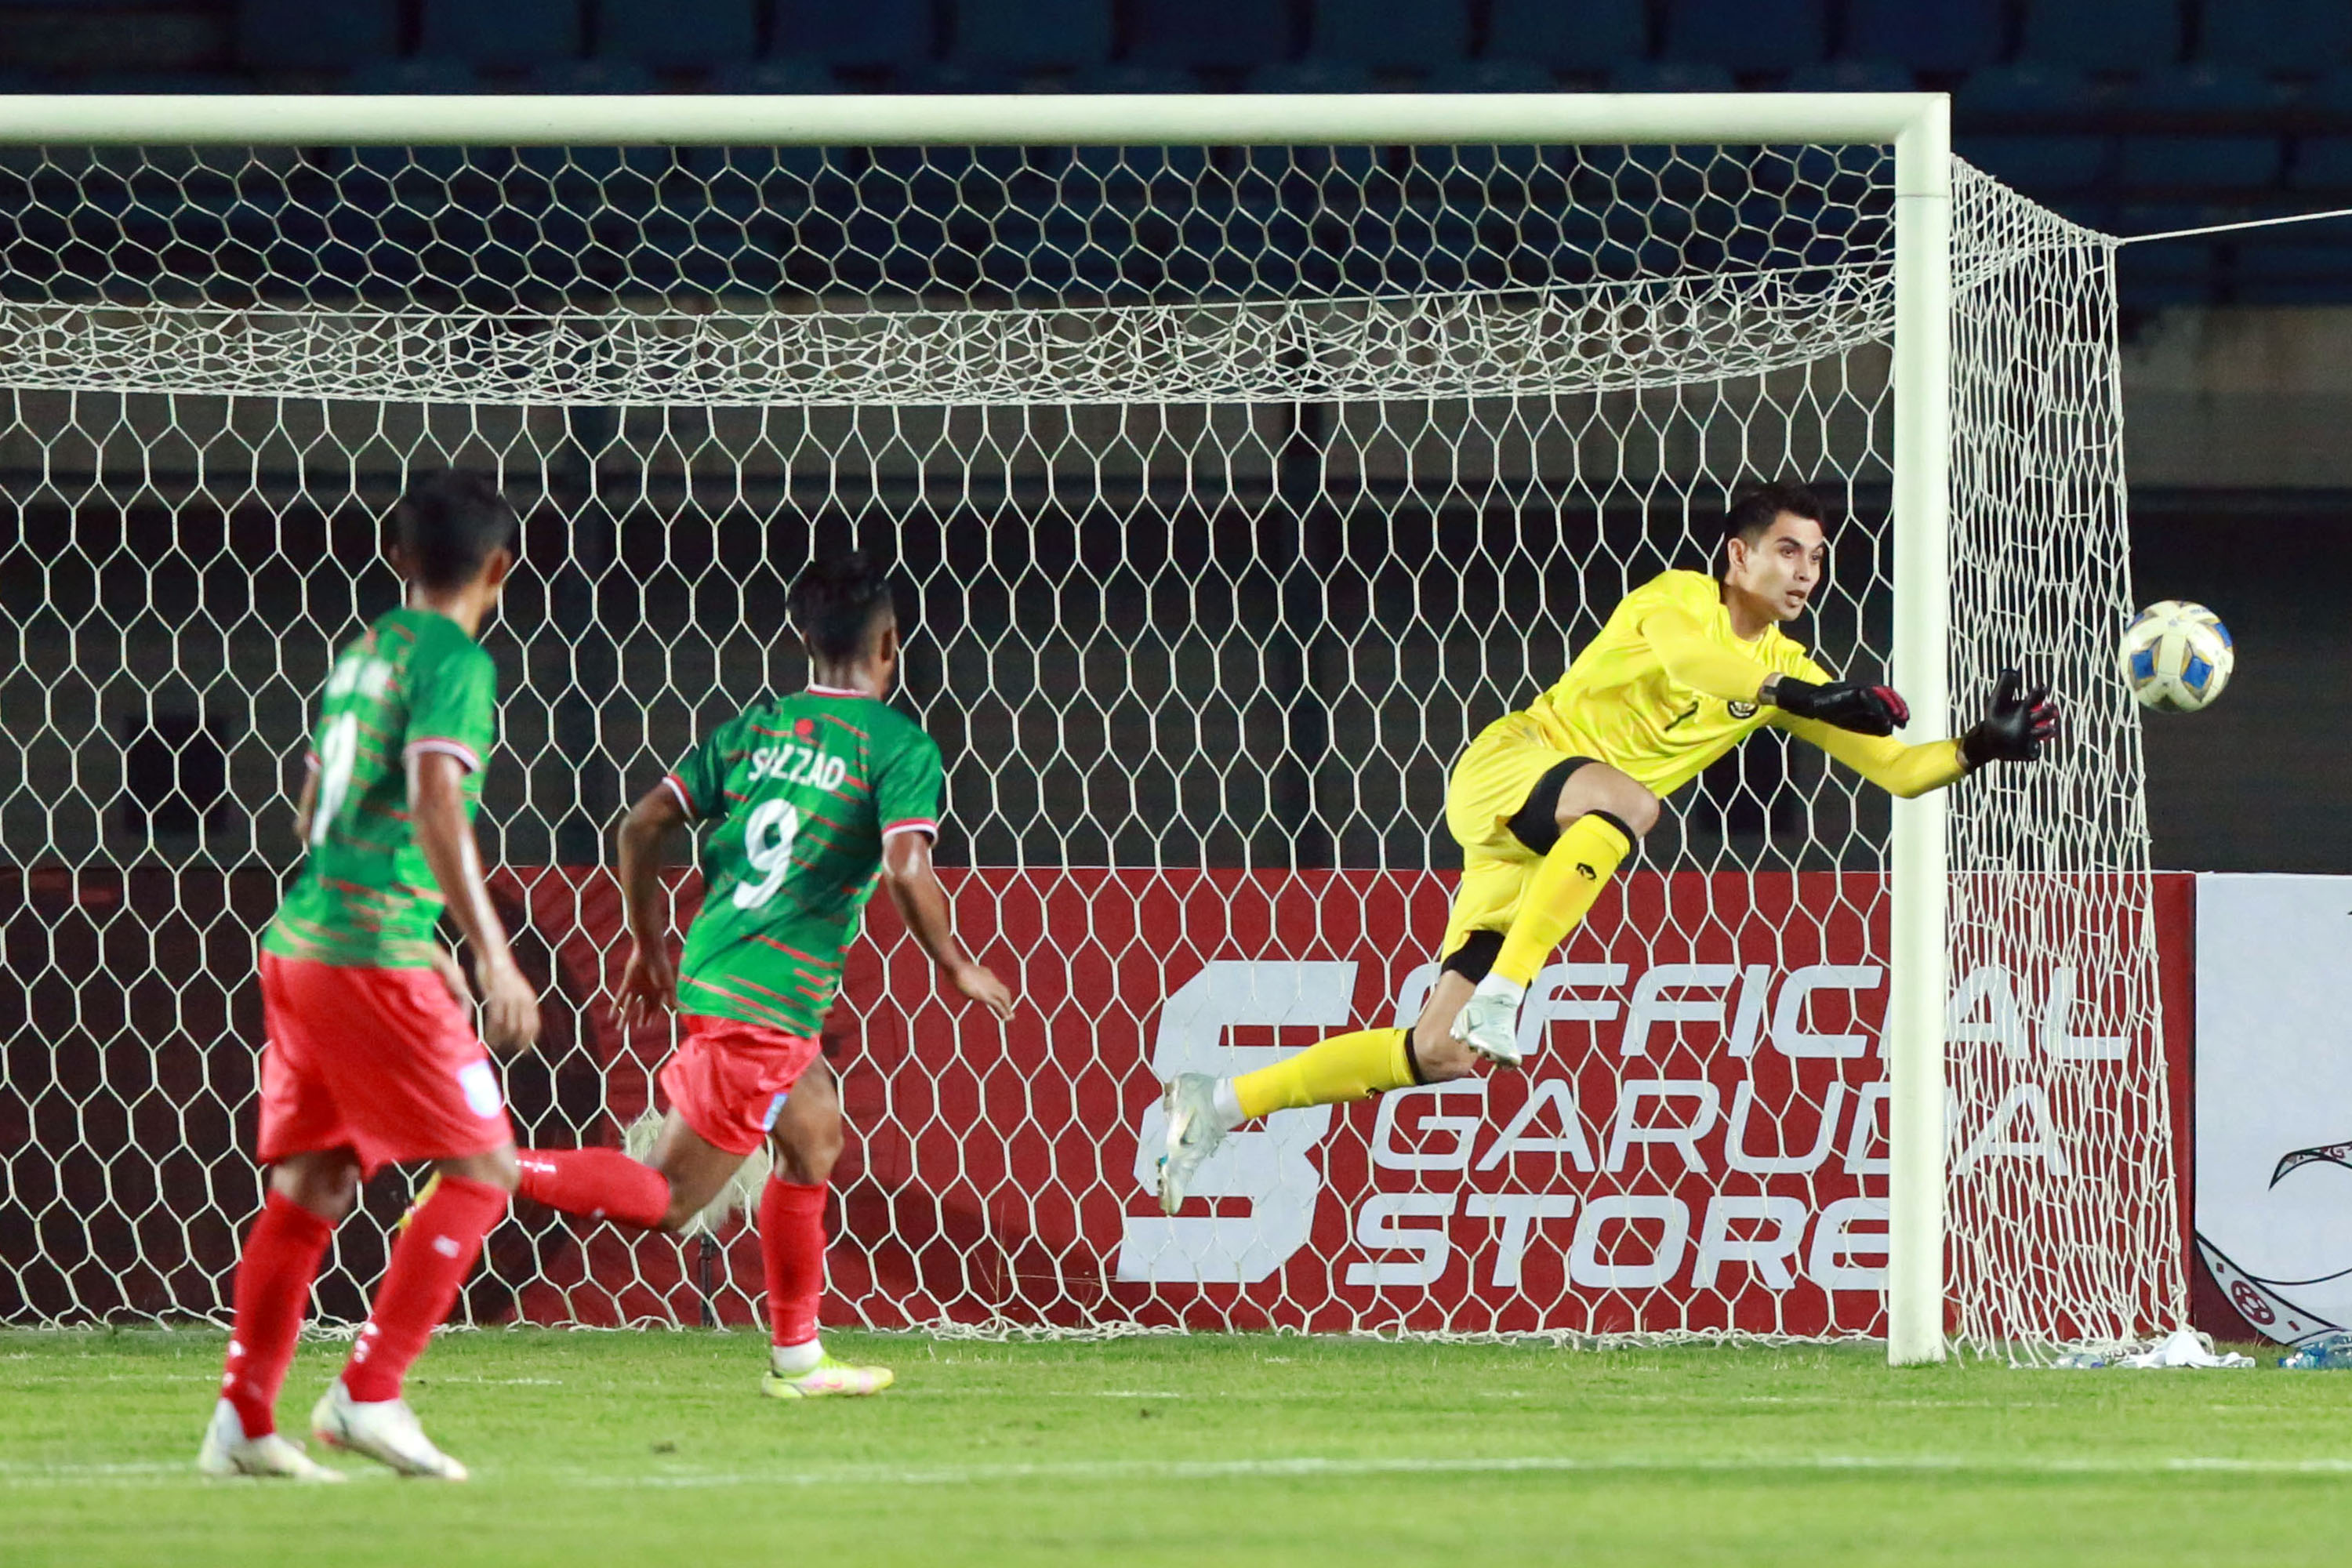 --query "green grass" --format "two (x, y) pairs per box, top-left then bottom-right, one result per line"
(5, 1328), (2350, 1566)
